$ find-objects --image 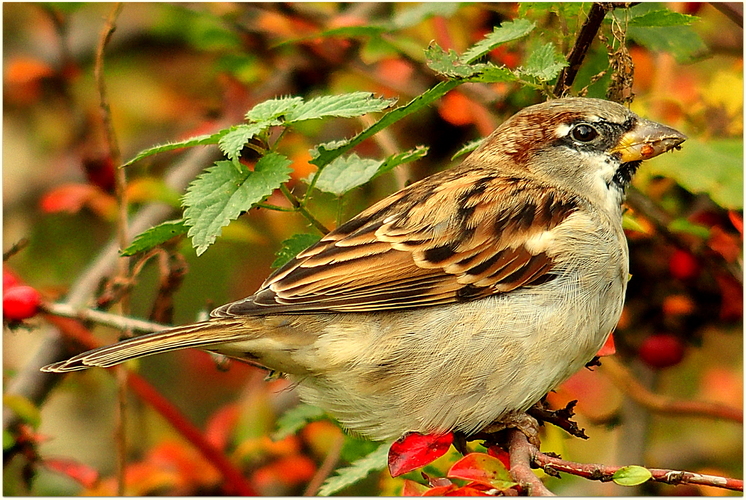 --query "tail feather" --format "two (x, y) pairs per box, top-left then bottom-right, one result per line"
(41, 319), (250, 373)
